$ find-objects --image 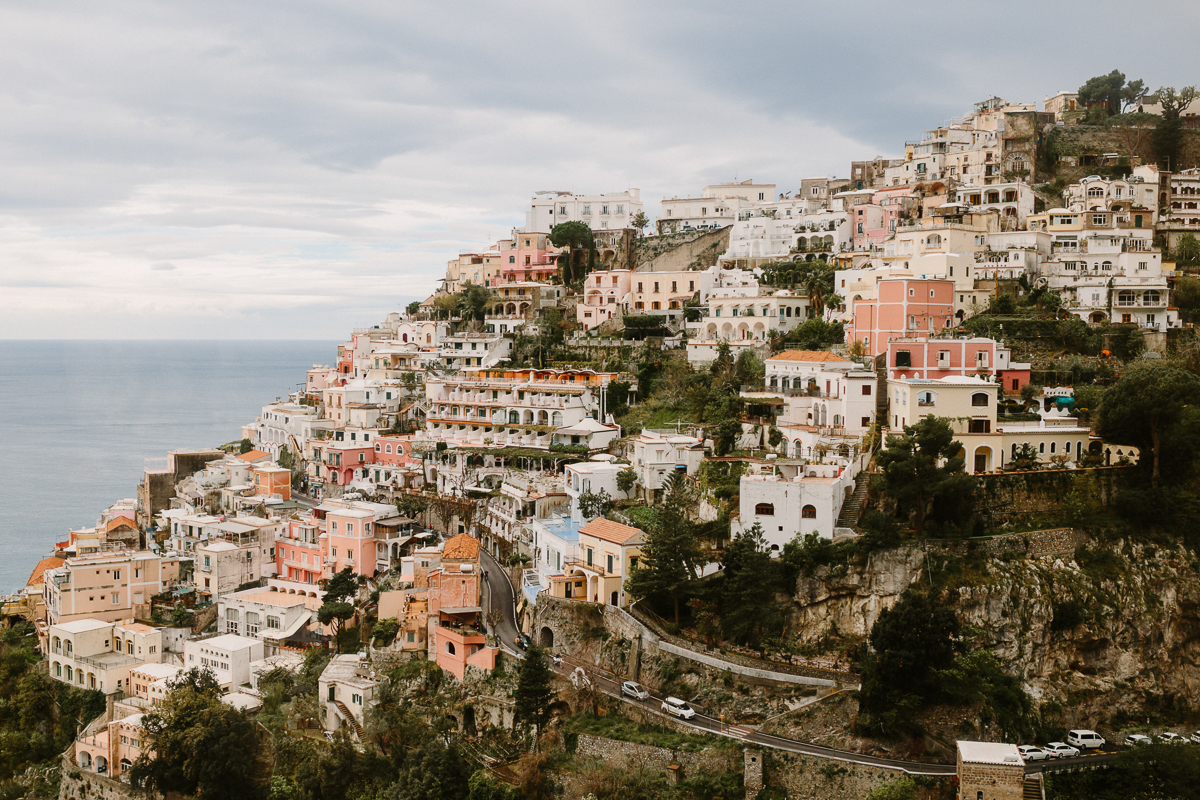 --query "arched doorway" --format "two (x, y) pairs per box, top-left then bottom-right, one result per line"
(973, 446), (993, 474)
(540, 626), (554, 649)
(610, 590), (619, 606)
